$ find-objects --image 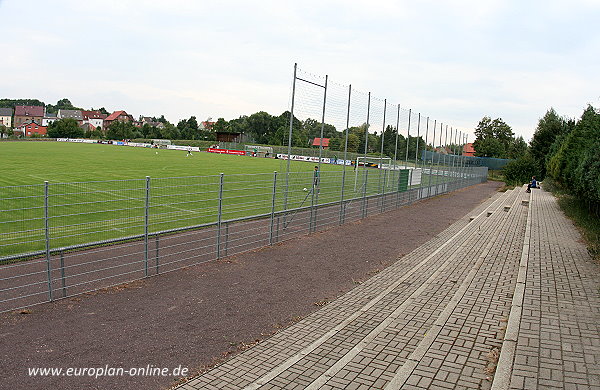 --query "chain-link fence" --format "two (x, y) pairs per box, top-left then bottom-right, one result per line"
(0, 164), (487, 313)
(0, 64), (489, 312)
